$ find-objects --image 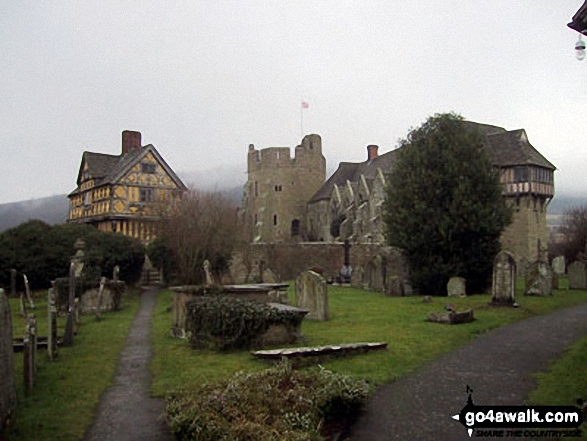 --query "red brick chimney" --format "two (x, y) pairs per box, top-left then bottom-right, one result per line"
(122, 130), (142, 155)
(367, 144), (379, 162)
